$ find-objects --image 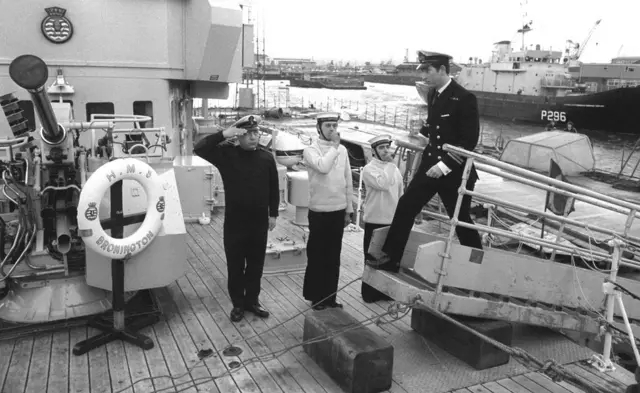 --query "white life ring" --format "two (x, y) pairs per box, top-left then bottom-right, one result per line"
(77, 158), (165, 259)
